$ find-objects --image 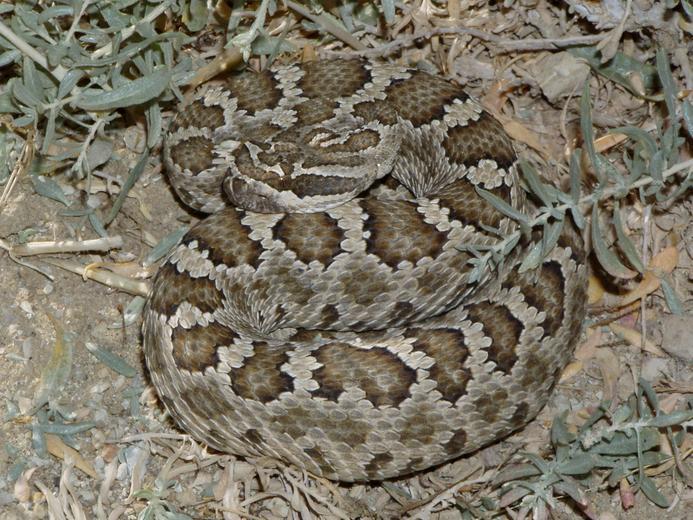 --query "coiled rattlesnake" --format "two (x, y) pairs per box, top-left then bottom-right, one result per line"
(142, 59), (587, 482)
